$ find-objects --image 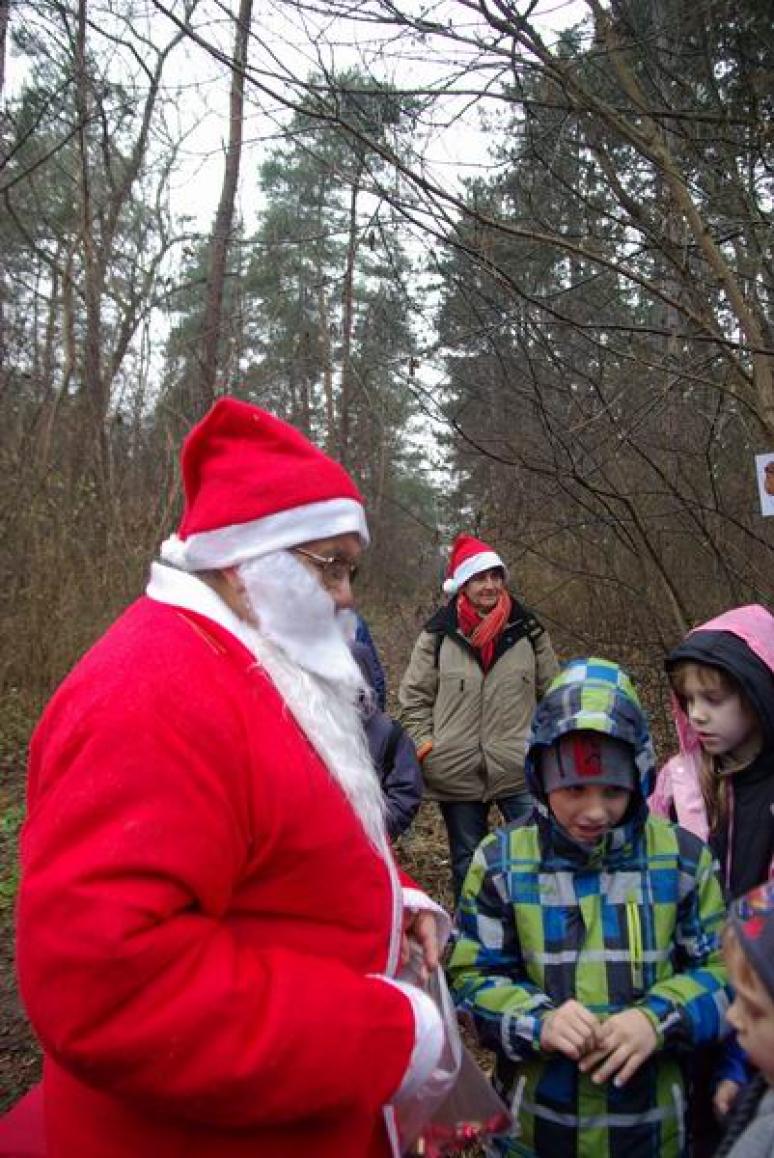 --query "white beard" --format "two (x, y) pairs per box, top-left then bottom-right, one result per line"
(236, 552), (387, 850)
